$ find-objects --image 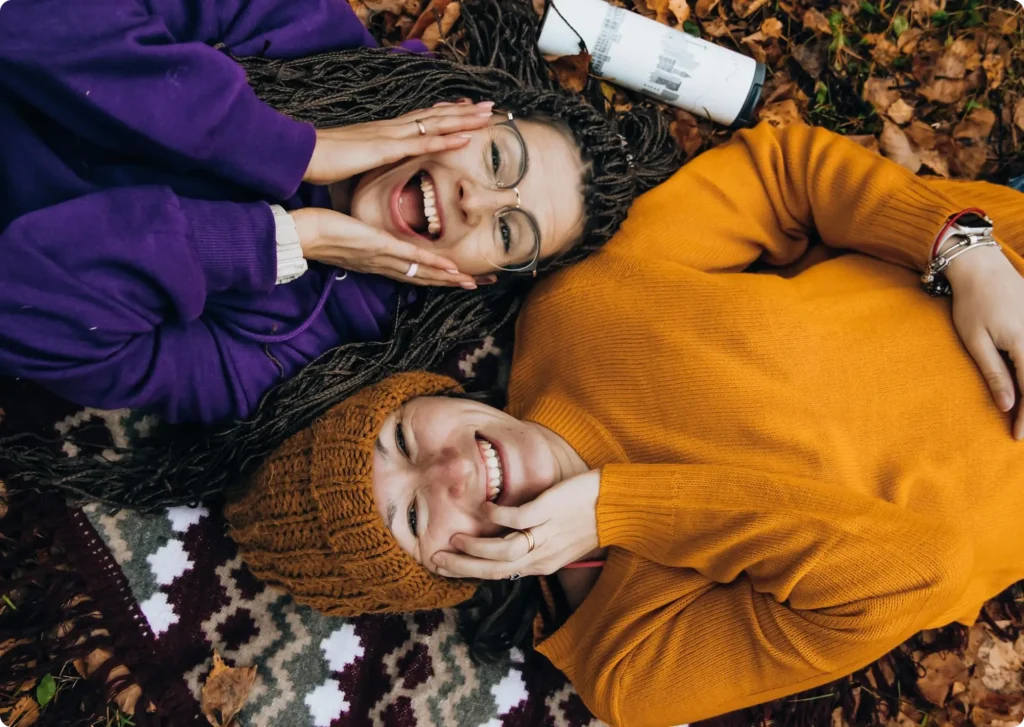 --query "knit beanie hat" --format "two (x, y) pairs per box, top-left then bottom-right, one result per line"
(224, 371), (478, 617)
